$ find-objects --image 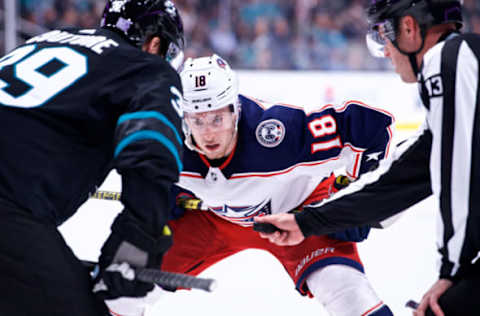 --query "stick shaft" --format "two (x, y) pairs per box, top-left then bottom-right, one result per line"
(91, 191), (206, 211)
(83, 260), (216, 292)
(136, 268), (216, 292)
(405, 300), (419, 310)
(90, 190), (121, 201)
